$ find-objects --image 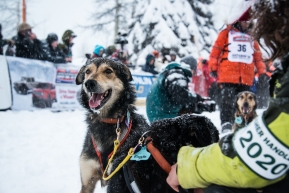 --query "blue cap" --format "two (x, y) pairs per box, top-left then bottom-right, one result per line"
(93, 45), (105, 56)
